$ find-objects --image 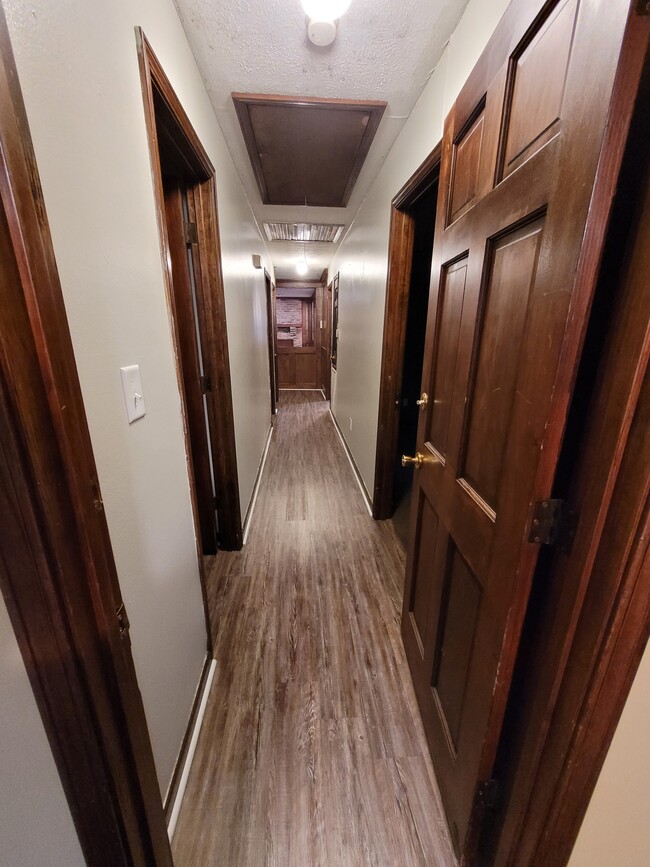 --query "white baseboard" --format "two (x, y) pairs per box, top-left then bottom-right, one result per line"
(242, 425), (273, 546)
(167, 658), (217, 840)
(328, 409), (373, 517)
